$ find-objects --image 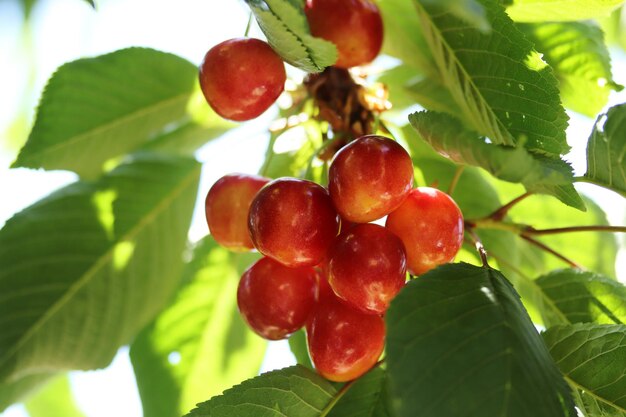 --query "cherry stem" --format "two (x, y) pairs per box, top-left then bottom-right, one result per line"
(244, 12), (253, 37)
(448, 165), (465, 195)
(486, 192), (532, 221)
(525, 225), (626, 235)
(467, 229), (490, 268)
(519, 234), (583, 269)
